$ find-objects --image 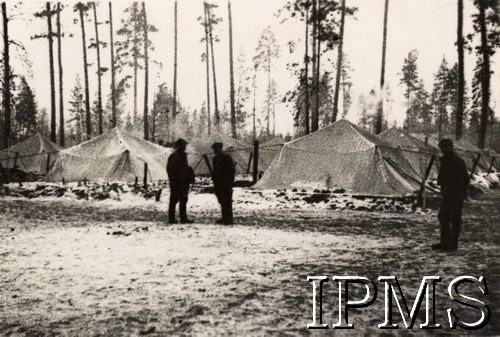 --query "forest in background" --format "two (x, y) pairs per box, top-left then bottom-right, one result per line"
(1, 0), (499, 150)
